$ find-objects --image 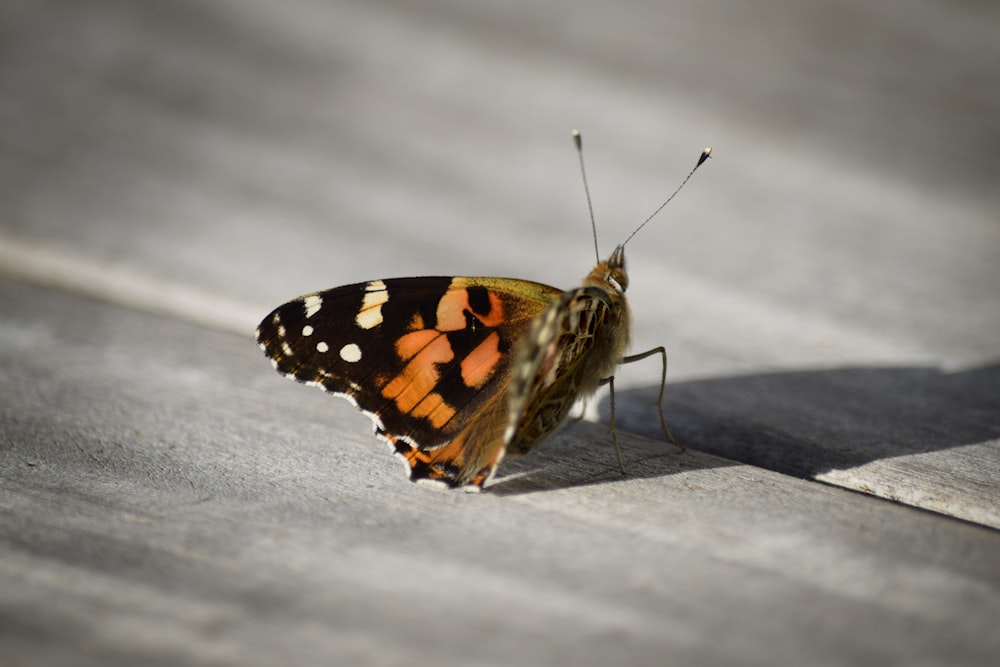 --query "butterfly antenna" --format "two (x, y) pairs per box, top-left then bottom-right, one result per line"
(622, 146), (713, 248)
(573, 129), (601, 263)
